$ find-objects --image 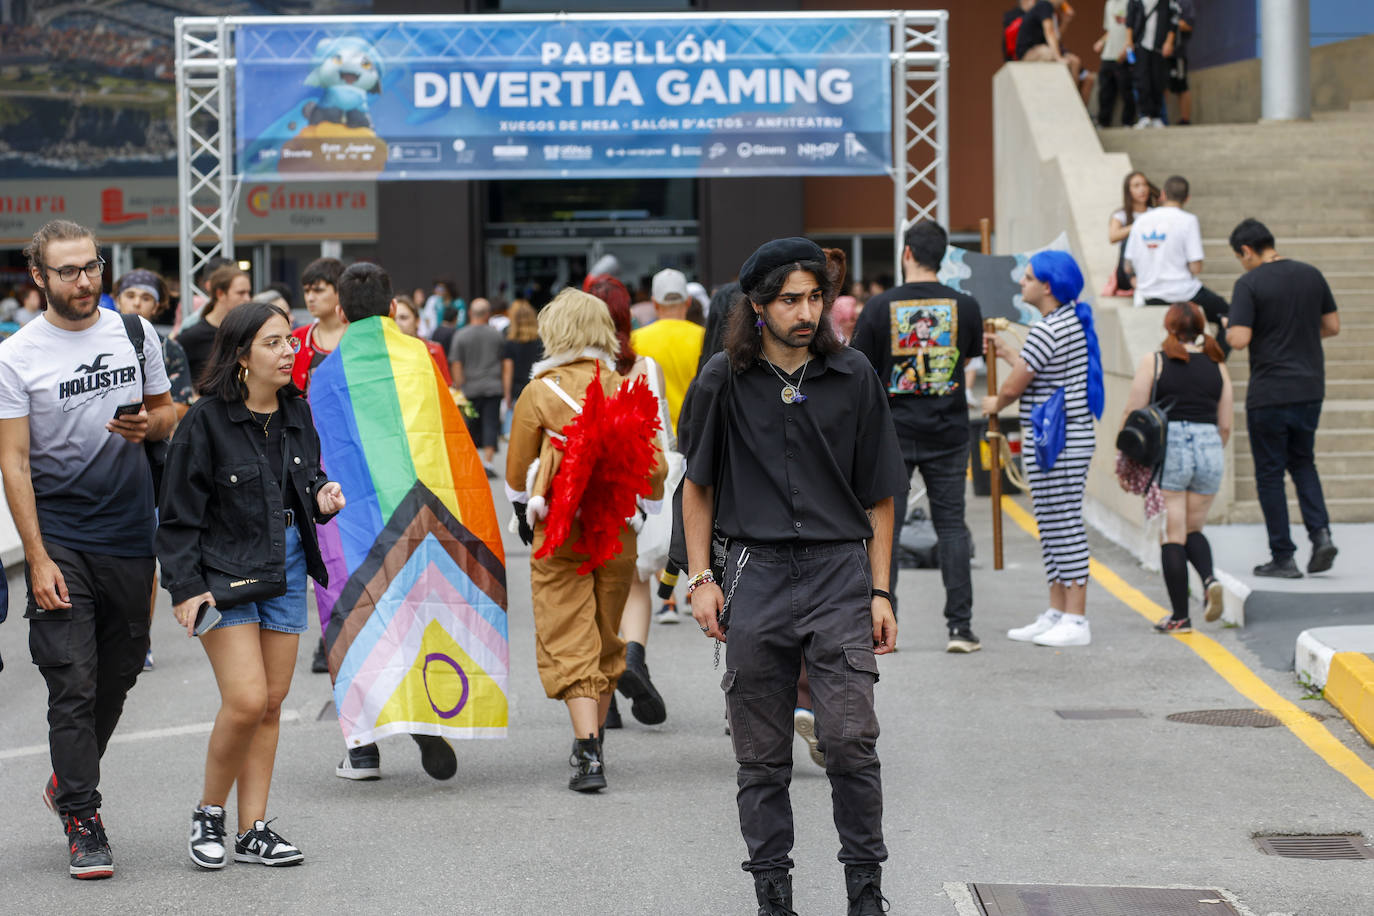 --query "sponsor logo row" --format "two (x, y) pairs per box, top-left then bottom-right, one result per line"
(391, 133), (869, 165)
